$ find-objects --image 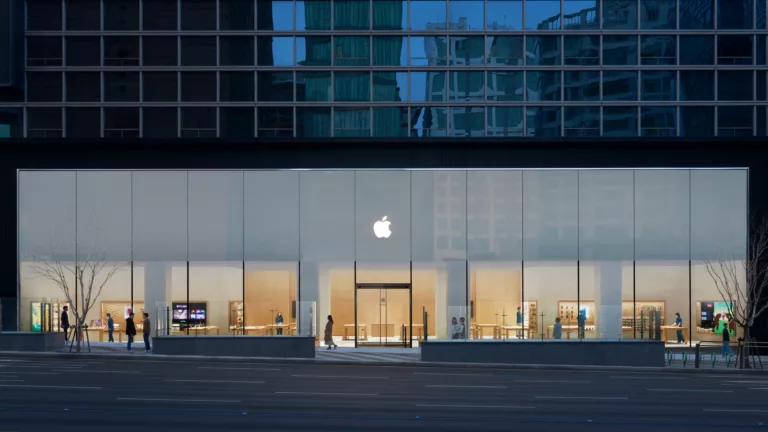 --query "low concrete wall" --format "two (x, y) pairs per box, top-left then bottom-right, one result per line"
(421, 340), (664, 367)
(152, 336), (316, 358)
(0, 331), (65, 352)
